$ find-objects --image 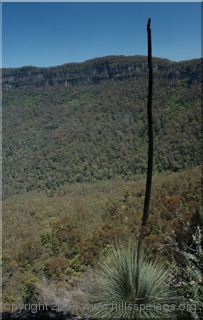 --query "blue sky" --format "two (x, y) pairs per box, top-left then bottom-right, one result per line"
(2, 2), (201, 68)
